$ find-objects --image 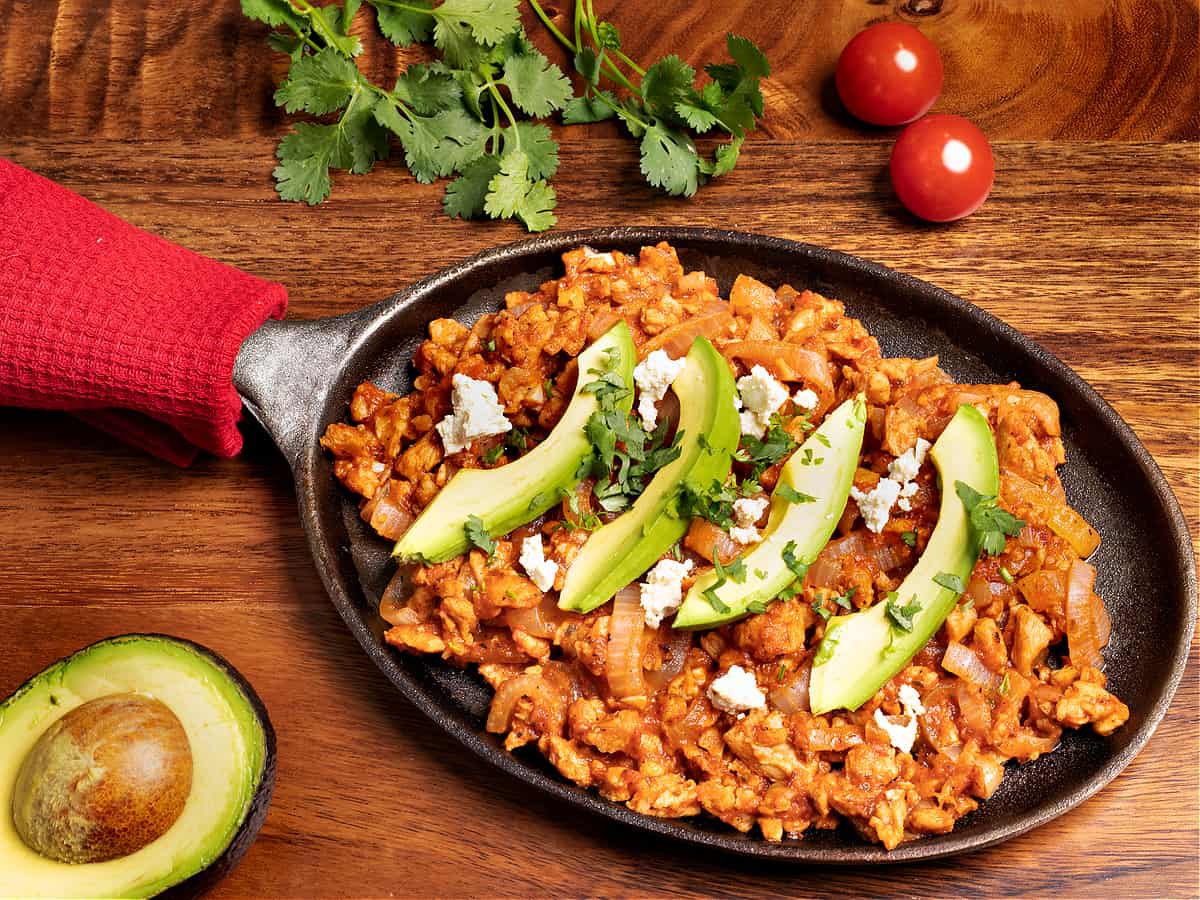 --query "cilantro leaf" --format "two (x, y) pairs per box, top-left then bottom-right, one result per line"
(640, 122), (700, 197)
(431, 0), (520, 47)
(811, 599), (831, 621)
(502, 122), (559, 179)
(933, 572), (965, 594)
(885, 593), (922, 633)
(369, 0), (434, 45)
(376, 104), (488, 183)
(501, 51), (573, 117)
(955, 480), (1026, 557)
(563, 92), (618, 124)
(443, 155), (501, 219)
(242, 0), (305, 29)
(782, 540), (808, 581)
(777, 484), (816, 504)
(273, 47), (360, 114)
(725, 33), (771, 79)
(274, 91), (386, 203)
(641, 55), (696, 122)
(485, 150), (533, 218)
(392, 63), (461, 114)
(465, 514), (496, 557)
(674, 99), (720, 134)
(901, 530), (917, 548)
